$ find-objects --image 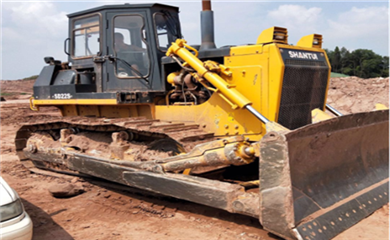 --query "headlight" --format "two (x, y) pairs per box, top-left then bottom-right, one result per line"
(0, 199), (24, 222)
